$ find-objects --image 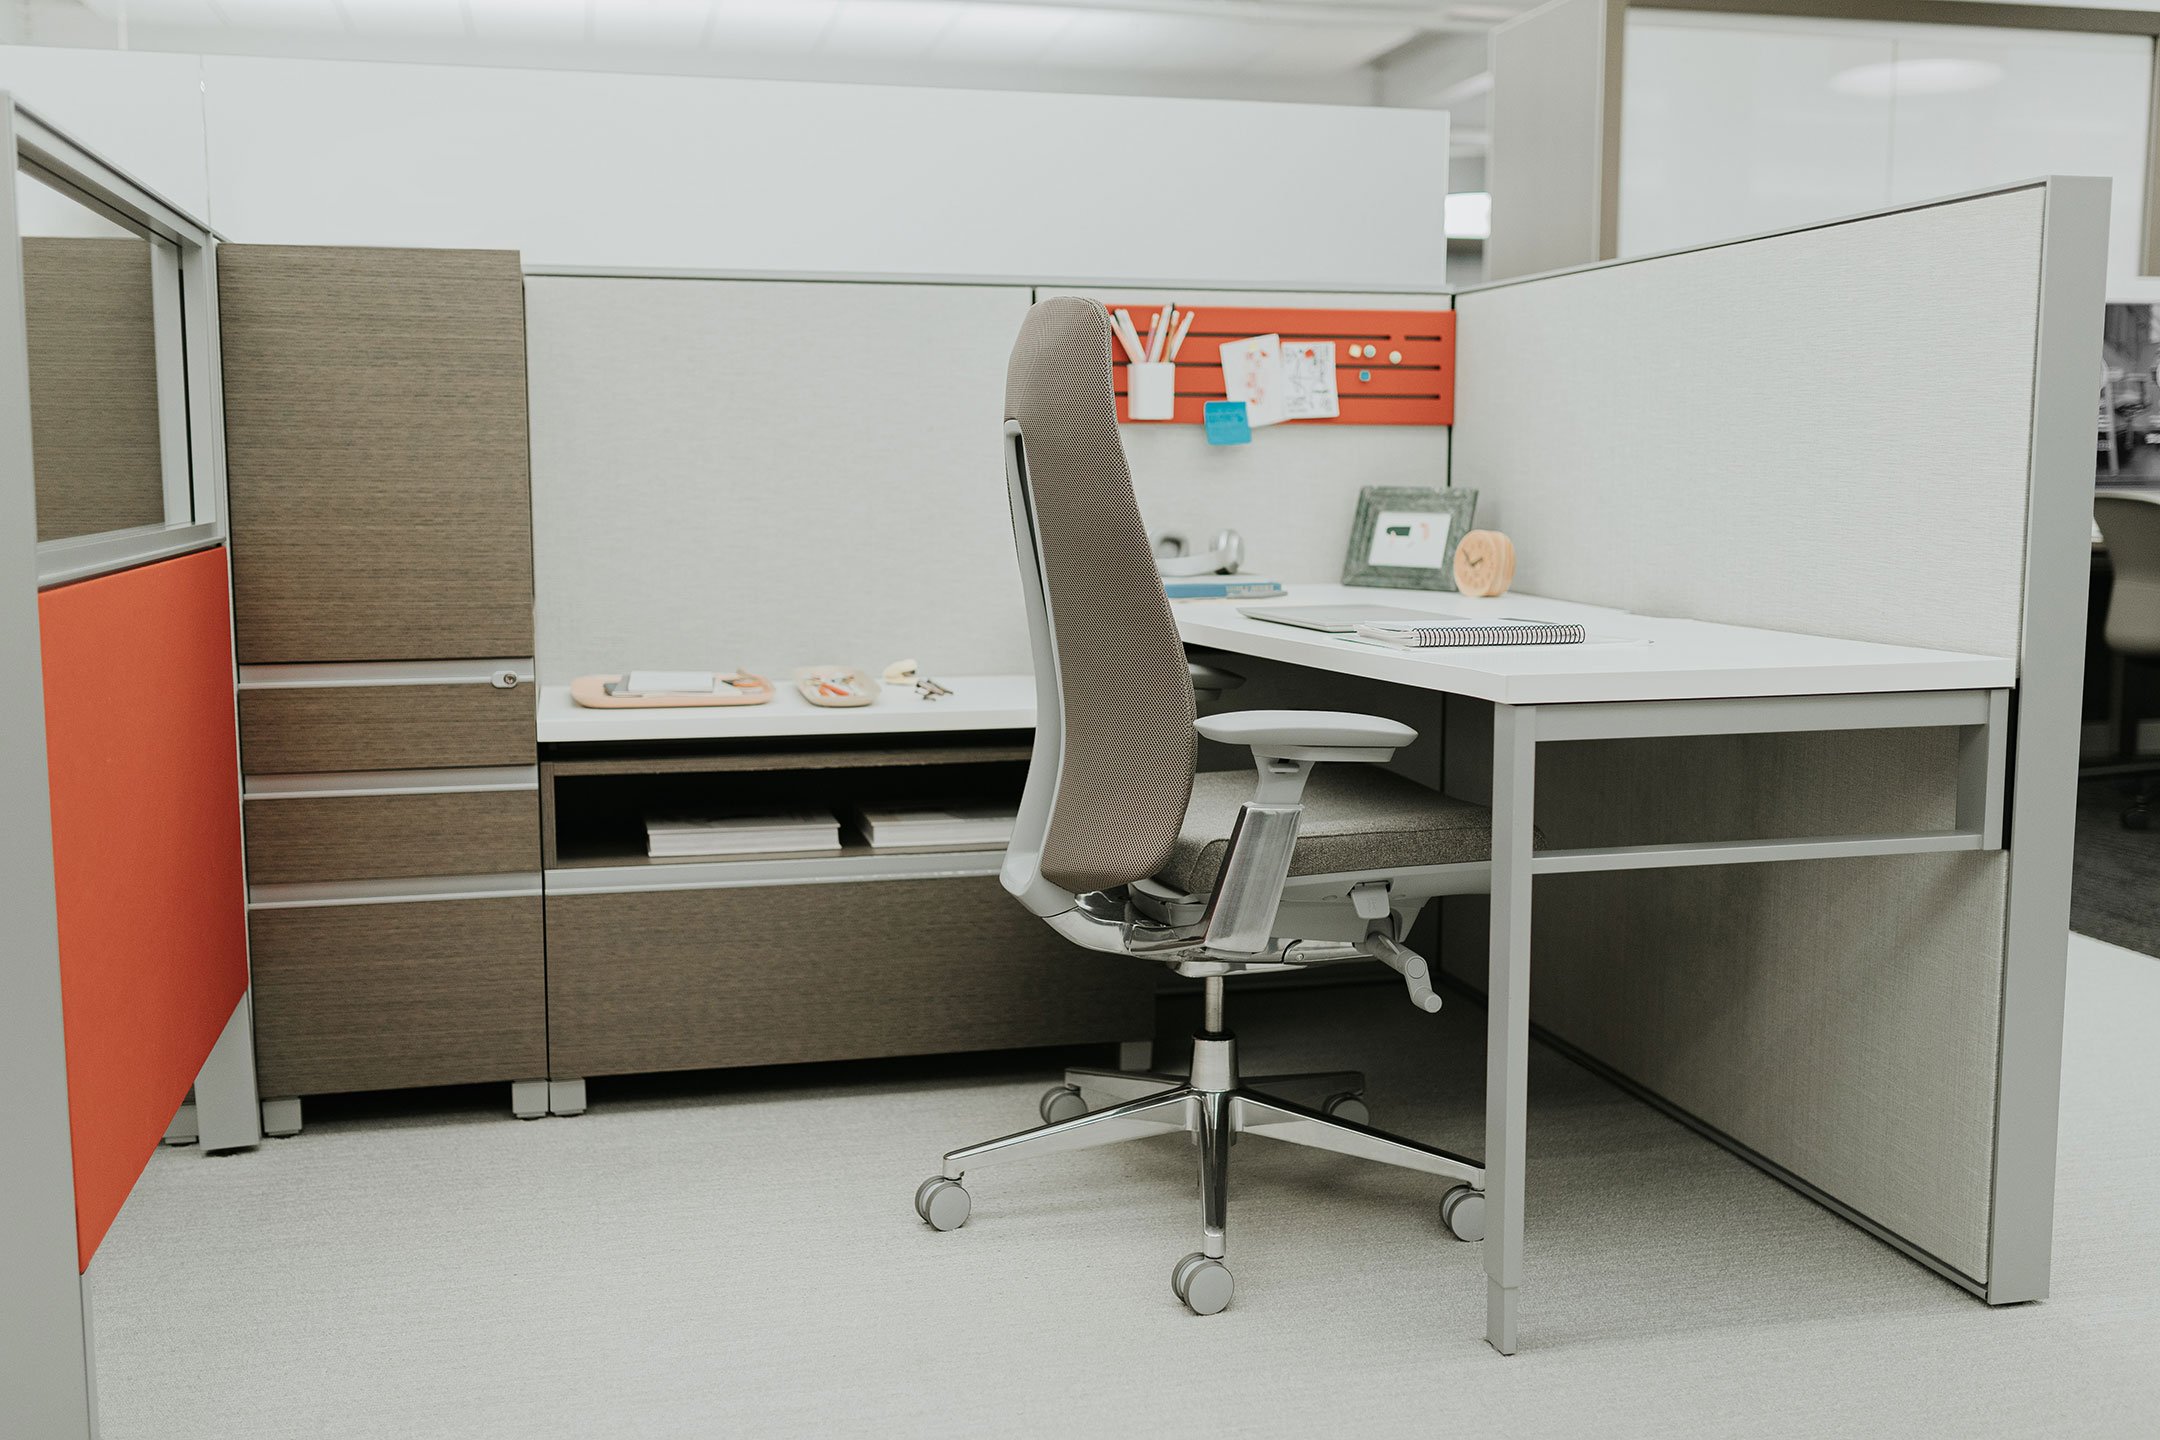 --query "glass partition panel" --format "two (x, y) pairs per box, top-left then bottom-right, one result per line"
(15, 164), (191, 542)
